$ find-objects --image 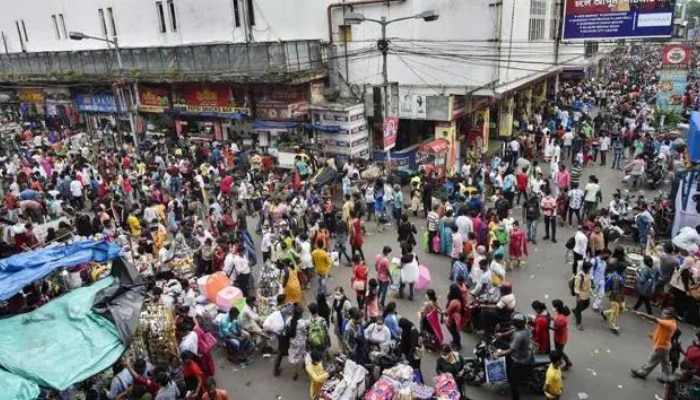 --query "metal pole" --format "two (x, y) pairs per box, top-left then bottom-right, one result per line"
(113, 37), (137, 152)
(113, 37), (123, 70)
(380, 17), (391, 173)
